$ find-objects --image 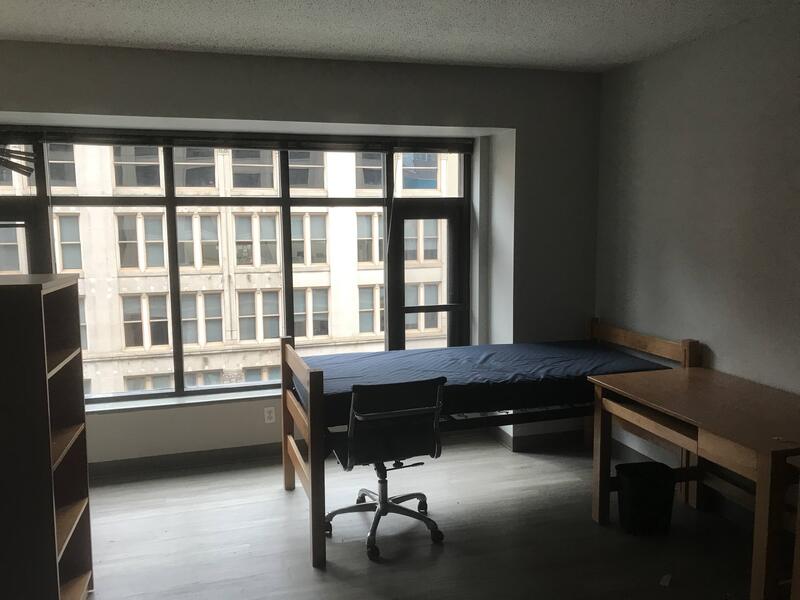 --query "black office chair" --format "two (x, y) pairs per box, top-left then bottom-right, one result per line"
(324, 377), (447, 561)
